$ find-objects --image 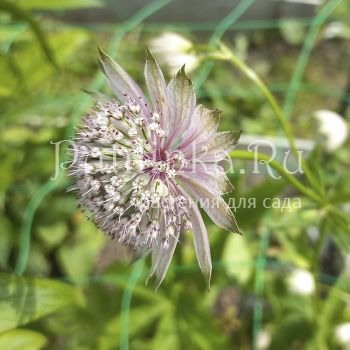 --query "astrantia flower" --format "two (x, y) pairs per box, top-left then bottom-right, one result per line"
(69, 48), (240, 289)
(149, 32), (199, 75)
(314, 110), (348, 152)
(287, 269), (315, 296)
(334, 323), (350, 349)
